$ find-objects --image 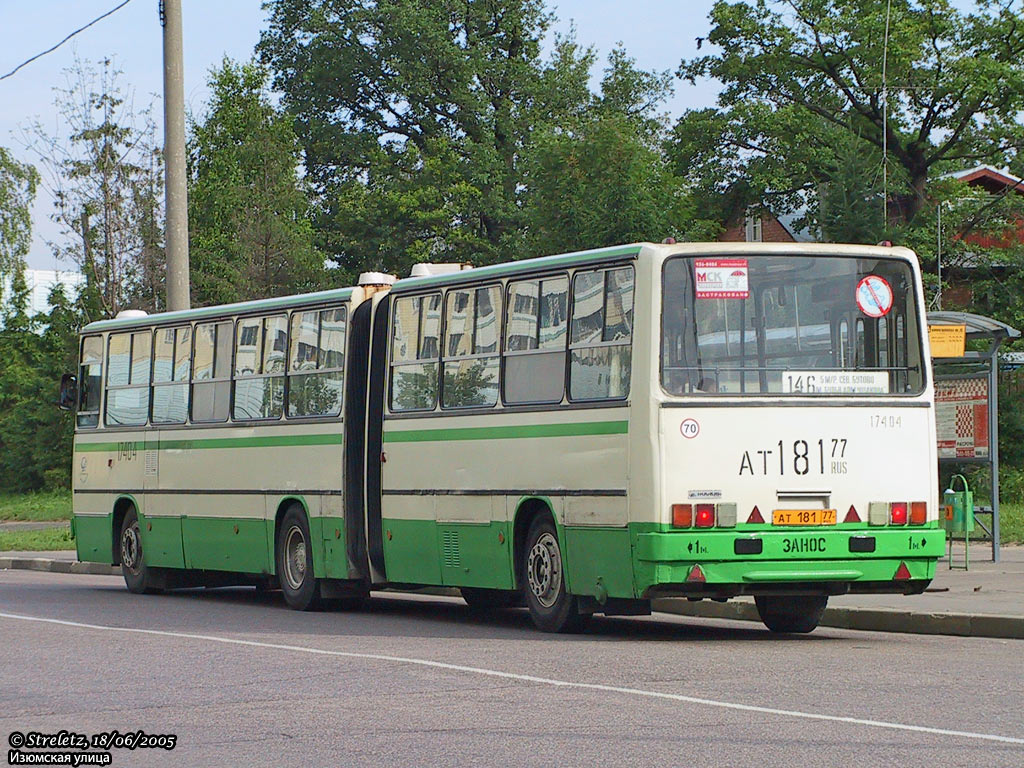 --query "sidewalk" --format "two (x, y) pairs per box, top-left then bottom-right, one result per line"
(0, 549), (118, 576)
(2, 545), (1022, 638)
